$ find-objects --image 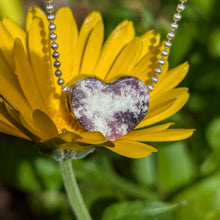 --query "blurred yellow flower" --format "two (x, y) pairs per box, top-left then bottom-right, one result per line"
(0, 0), (24, 26)
(0, 7), (194, 158)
